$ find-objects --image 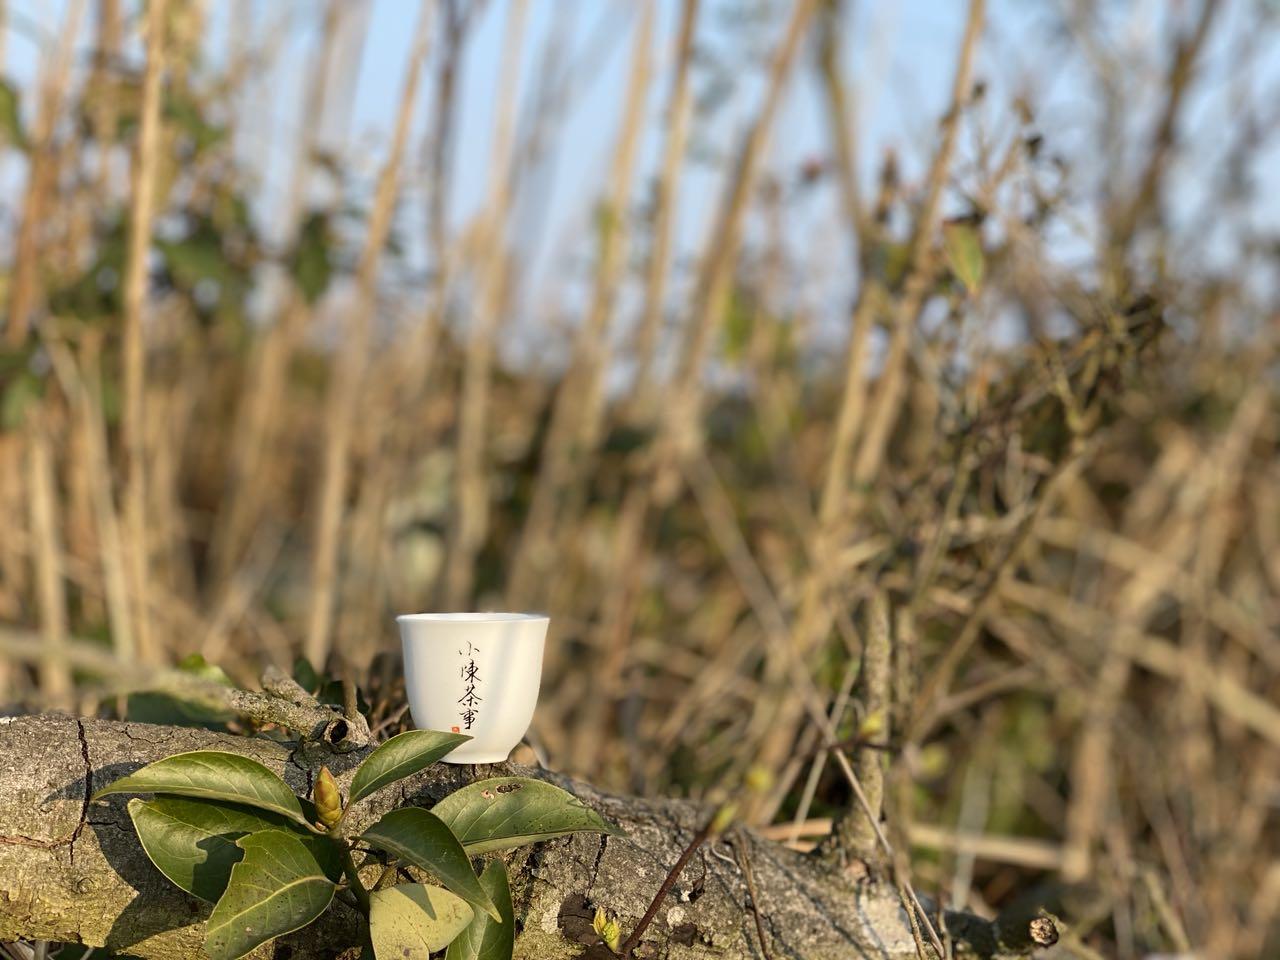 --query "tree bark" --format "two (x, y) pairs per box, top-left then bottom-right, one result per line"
(0, 716), (1051, 959)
